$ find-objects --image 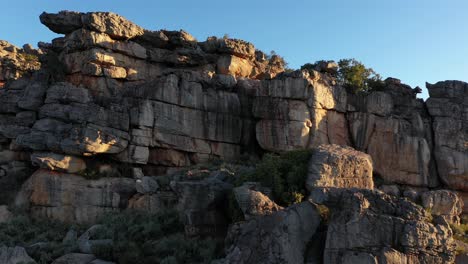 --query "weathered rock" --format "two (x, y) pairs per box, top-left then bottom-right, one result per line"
(348, 112), (436, 187)
(221, 201), (321, 264)
(31, 152), (86, 173)
(0, 246), (36, 264)
(15, 169), (136, 223)
(135, 176), (159, 194)
(40, 11), (83, 34)
(233, 182), (283, 220)
(426, 81), (468, 192)
(256, 119), (310, 152)
(217, 55), (253, 78)
(321, 189), (456, 264)
(421, 190), (464, 224)
(306, 144), (374, 192)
